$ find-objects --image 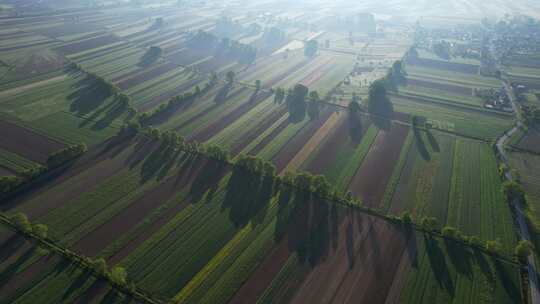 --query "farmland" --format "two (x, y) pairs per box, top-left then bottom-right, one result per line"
(0, 1), (532, 303)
